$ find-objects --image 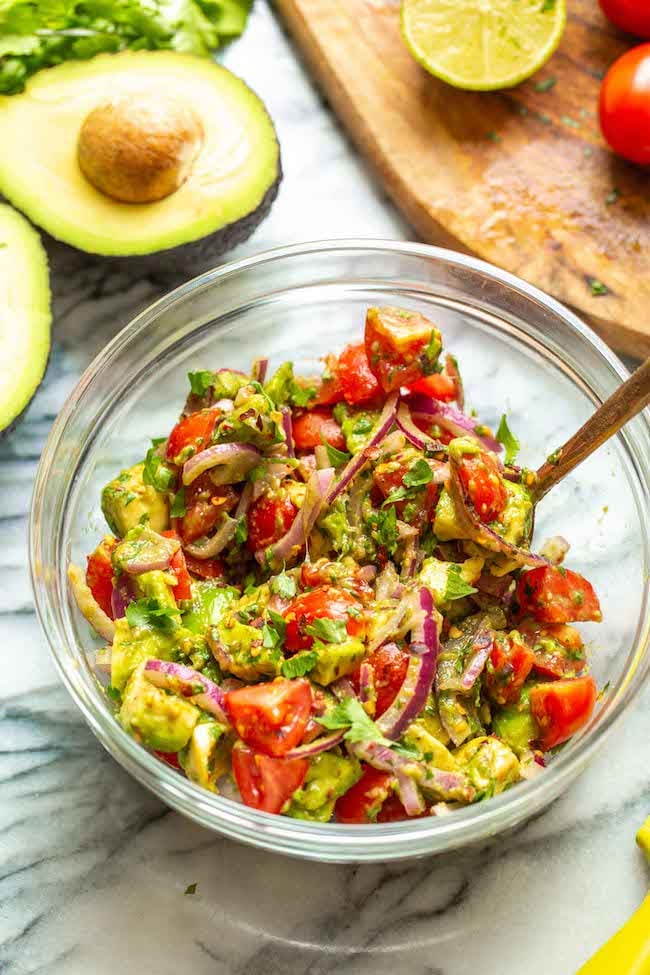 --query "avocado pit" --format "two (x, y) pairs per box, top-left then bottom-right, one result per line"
(77, 92), (204, 204)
